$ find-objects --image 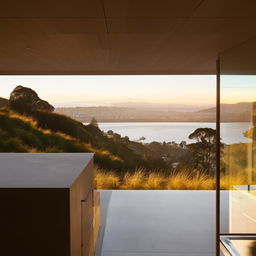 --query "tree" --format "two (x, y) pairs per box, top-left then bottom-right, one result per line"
(89, 117), (98, 127)
(188, 128), (216, 143)
(113, 133), (121, 142)
(179, 141), (187, 149)
(123, 136), (130, 143)
(9, 85), (54, 114)
(187, 128), (217, 172)
(107, 130), (114, 136)
(244, 127), (256, 140)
